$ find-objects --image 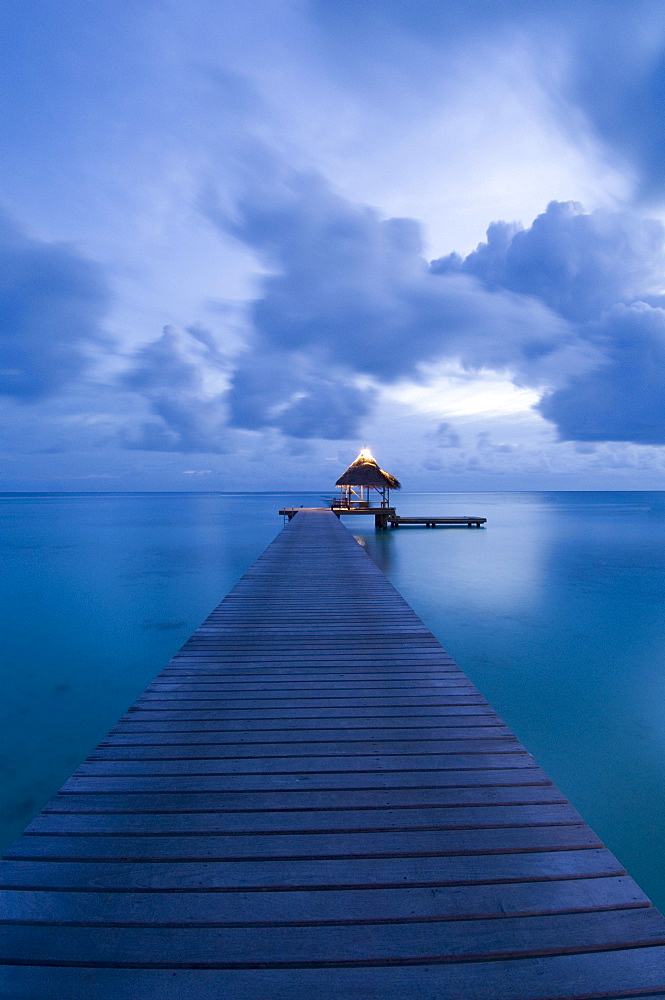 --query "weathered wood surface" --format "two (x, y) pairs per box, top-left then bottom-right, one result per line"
(2, 509), (665, 999)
